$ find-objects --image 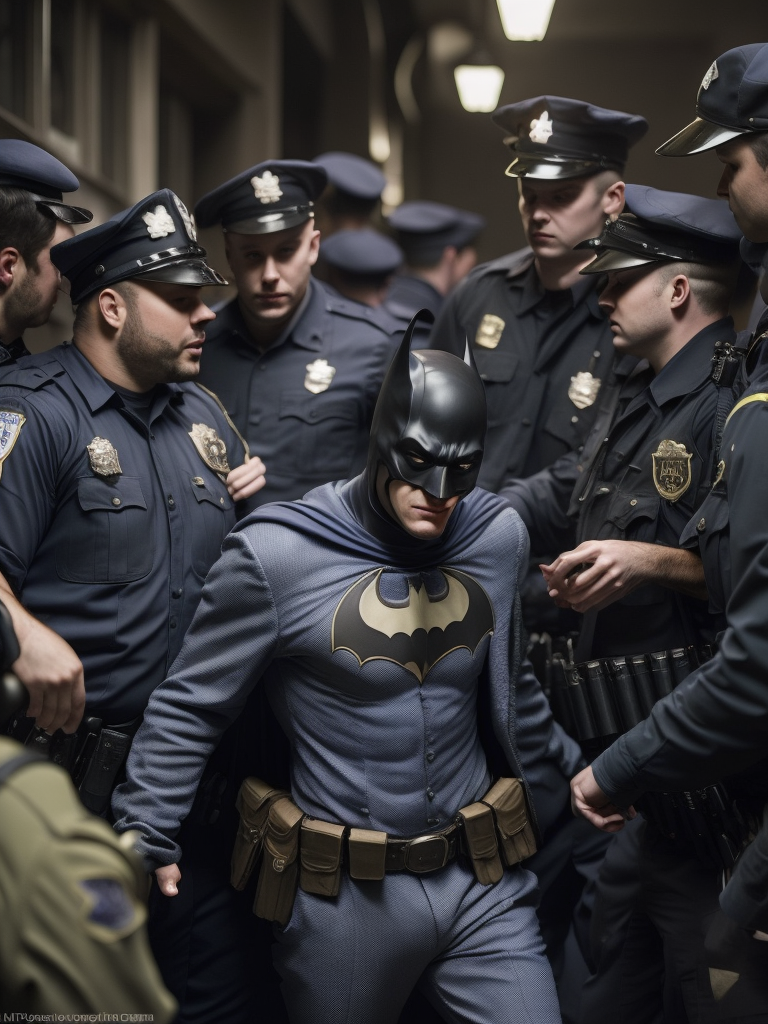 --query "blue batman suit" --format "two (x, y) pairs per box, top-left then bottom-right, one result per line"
(114, 475), (579, 1023)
